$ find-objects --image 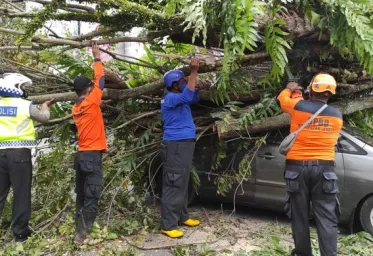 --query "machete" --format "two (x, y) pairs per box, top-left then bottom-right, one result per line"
(285, 66), (300, 83)
(284, 66), (307, 94)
